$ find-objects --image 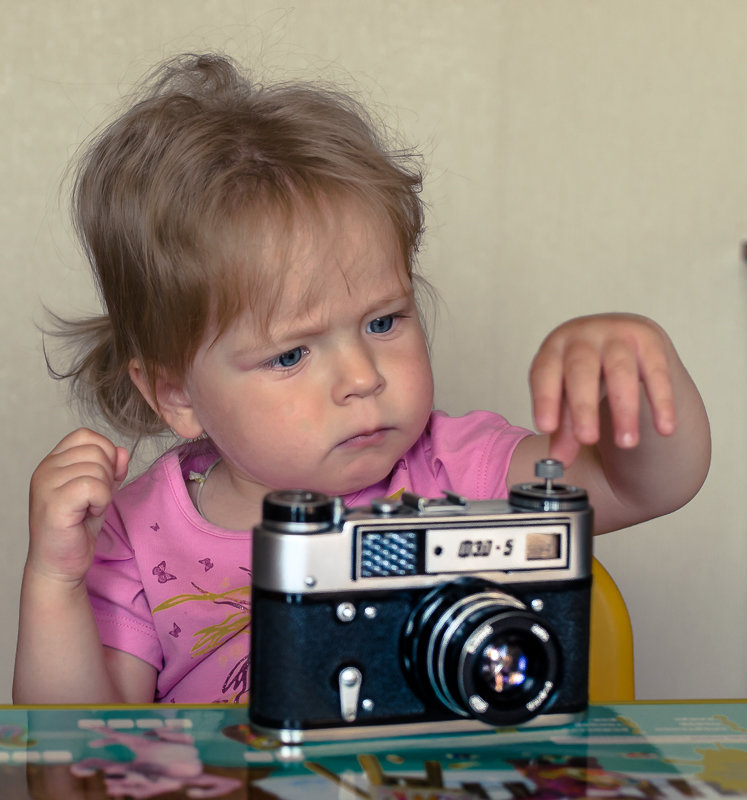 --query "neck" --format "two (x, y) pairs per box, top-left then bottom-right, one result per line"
(192, 459), (266, 531)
